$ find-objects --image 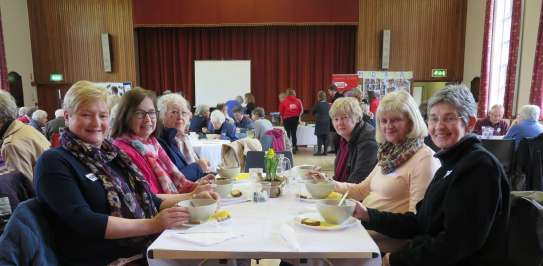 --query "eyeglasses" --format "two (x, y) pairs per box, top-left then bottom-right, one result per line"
(427, 115), (463, 125)
(167, 110), (191, 117)
(134, 110), (157, 119)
